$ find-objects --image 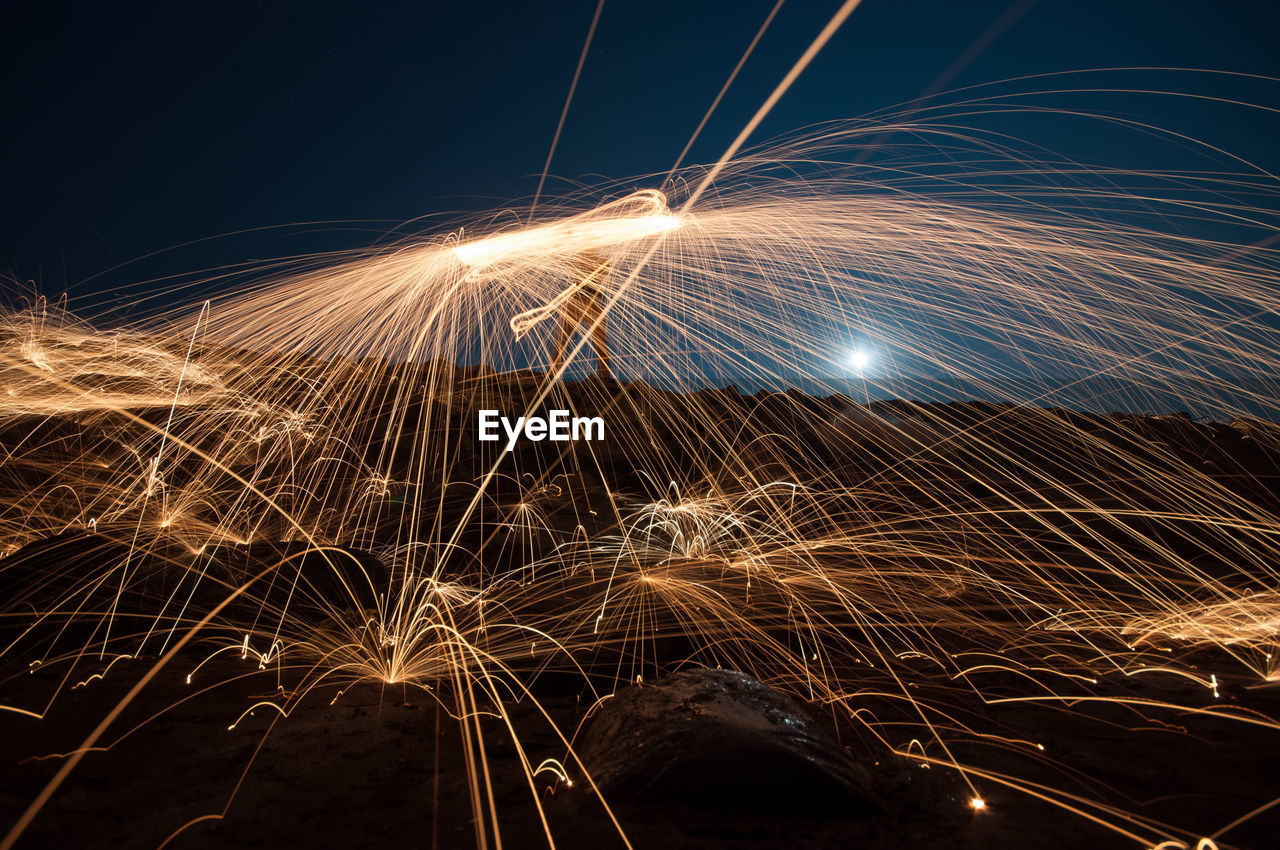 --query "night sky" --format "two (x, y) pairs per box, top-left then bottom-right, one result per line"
(3, 1), (1279, 315)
